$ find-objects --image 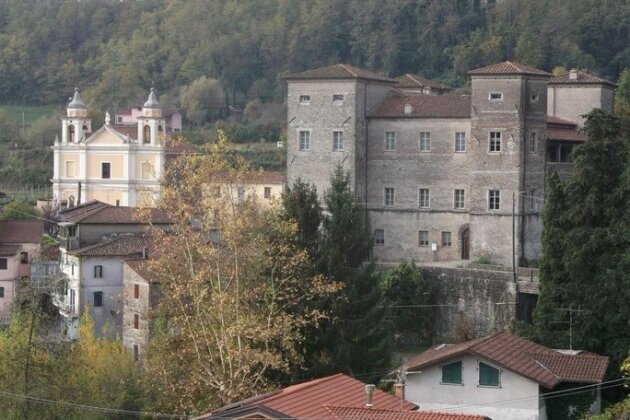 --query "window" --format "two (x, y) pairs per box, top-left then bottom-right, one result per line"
(418, 230), (429, 246)
(134, 284), (140, 299)
(141, 162), (152, 179)
(455, 132), (466, 152)
(420, 132), (431, 152)
(333, 131), (344, 151)
(489, 92), (503, 101)
(479, 362), (500, 387)
(101, 162), (111, 179)
(19, 252), (28, 264)
(489, 131), (501, 152)
(299, 131), (310, 151)
(0, 258), (7, 270)
(264, 187), (271, 199)
(299, 95), (311, 104)
(489, 190), (500, 210)
(454, 189), (465, 209)
(65, 160), (75, 178)
(93, 291), (103, 307)
(237, 187), (245, 201)
(94, 265), (103, 278)
(529, 132), (537, 154)
(133, 344), (139, 361)
(68, 225), (77, 237)
(529, 190), (536, 211)
(419, 188), (430, 208)
(374, 229), (385, 245)
(133, 313), (139, 329)
(442, 361), (462, 384)
(68, 125), (75, 142)
(384, 187), (395, 207)
(143, 125), (151, 144)
(332, 94), (344, 102)
(385, 131), (396, 151)
(71, 264), (74, 276)
(117, 116), (122, 123)
(442, 232), (452, 247)
(0, 287), (3, 298)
